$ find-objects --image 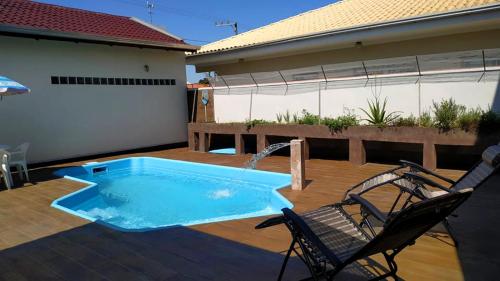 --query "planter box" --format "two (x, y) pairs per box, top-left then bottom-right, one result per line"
(188, 123), (500, 170)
